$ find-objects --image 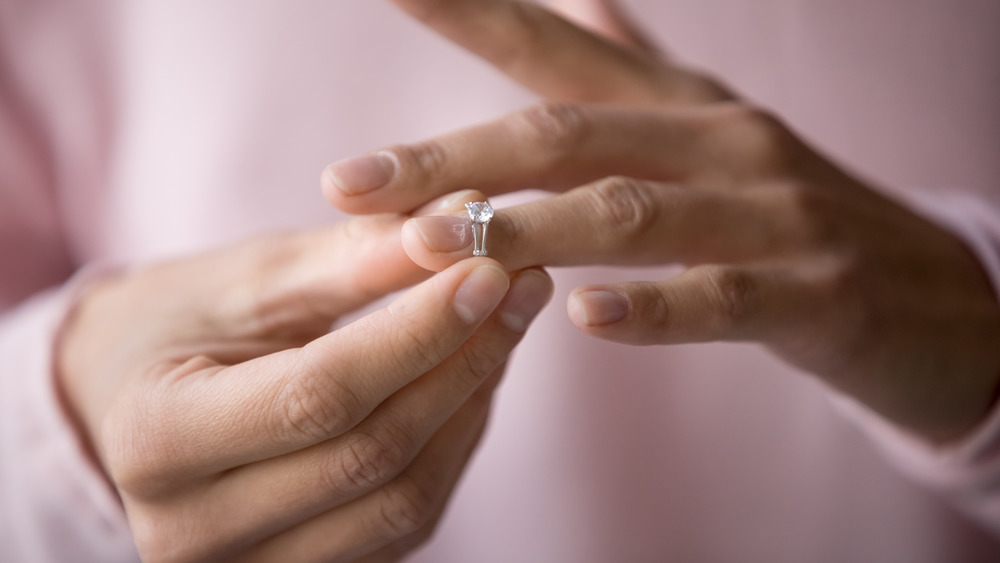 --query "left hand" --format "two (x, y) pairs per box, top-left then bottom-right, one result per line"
(323, 0), (1000, 444)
